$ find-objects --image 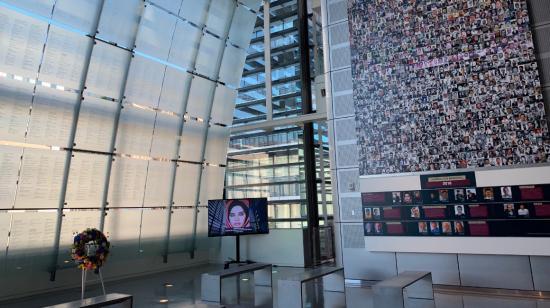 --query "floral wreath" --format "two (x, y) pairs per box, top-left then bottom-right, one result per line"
(71, 228), (110, 270)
